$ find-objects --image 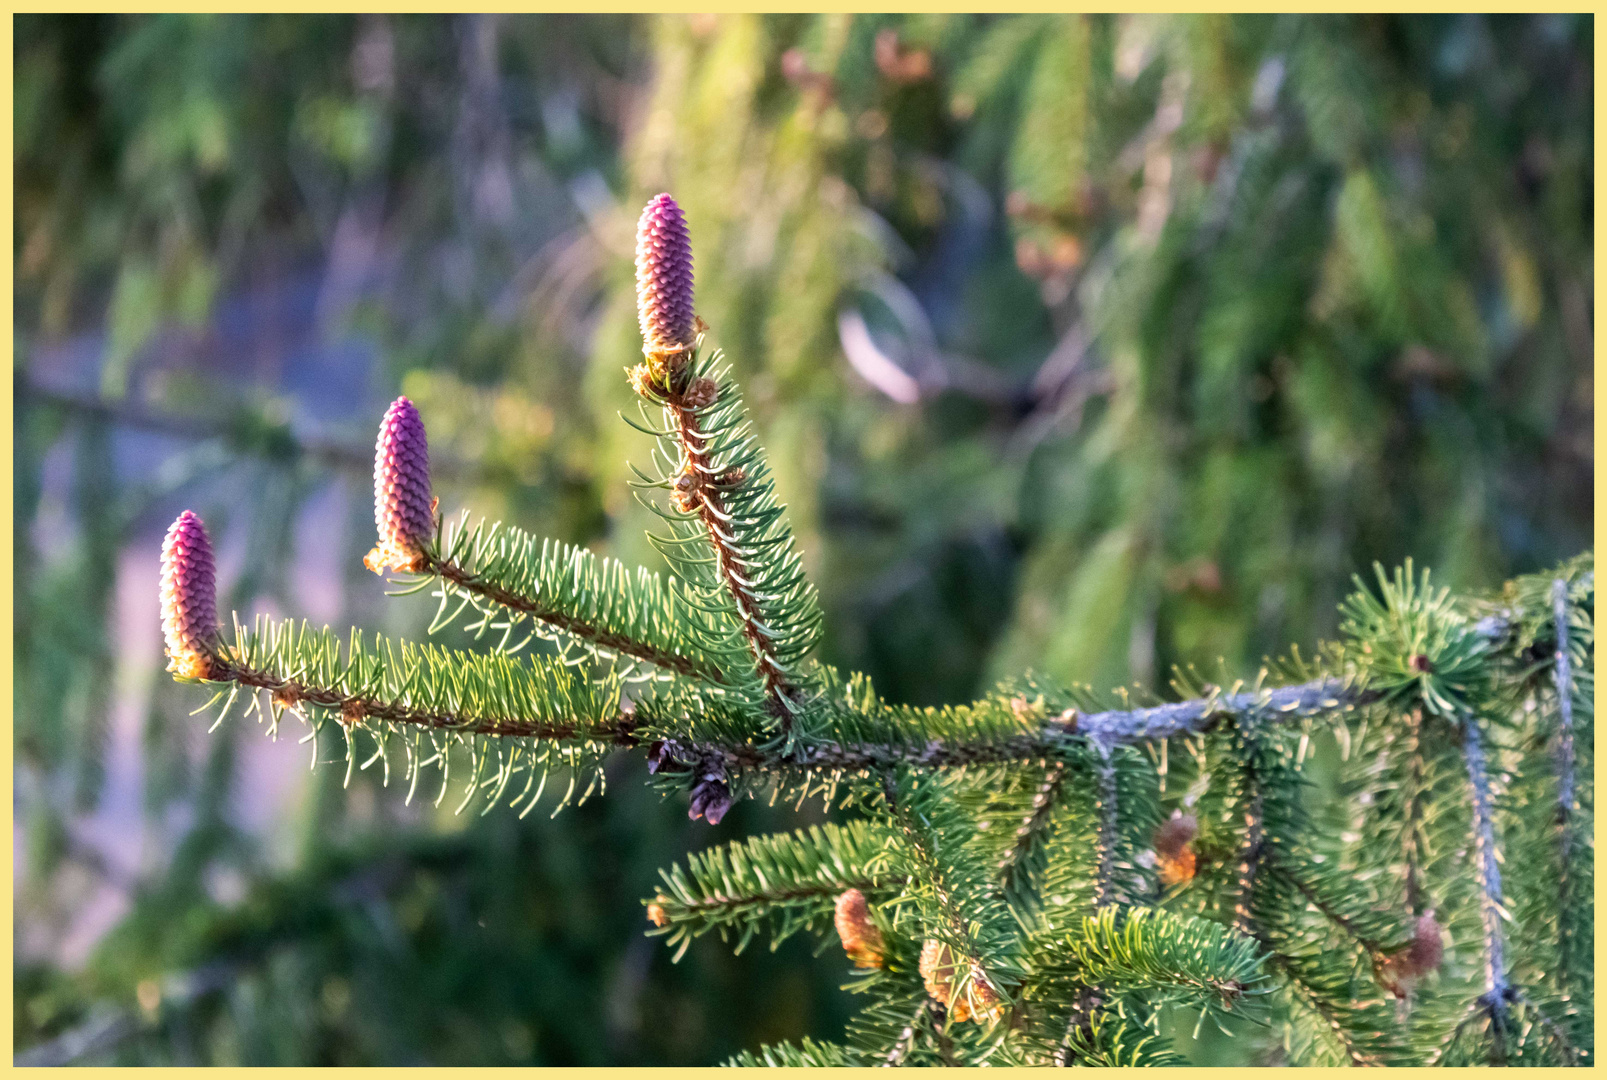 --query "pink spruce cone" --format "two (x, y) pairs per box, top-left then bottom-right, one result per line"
(160, 510), (220, 679)
(365, 396), (435, 575)
(635, 193), (696, 355)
